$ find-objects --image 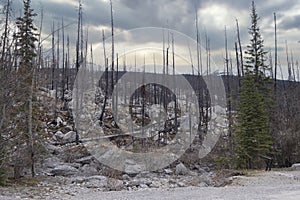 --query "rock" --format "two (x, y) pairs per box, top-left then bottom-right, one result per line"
(150, 181), (161, 188)
(44, 143), (62, 155)
(127, 178), (152, 187)
(63, 131), (77, 143)
(50, 164), (79, 176)
(64, 125), (73, 132)
(75, 156), (94, 165)
(177, 182), (186, 187)
(124, 160), (146, 174)
(70, 176), (86, 184)
(78, 164), (99, 176)
(198, 168), (208, 175)
(169, 179), (177, 184)
(87, 175), (108, 181)
(43, 157), (62, 169)
(107, 178), (124, 191)
(48, 117), (64, 127)
(127, 179), (141, 187)
(71, 175), (108, 188)
(40, 122), (47, 128)
(164, 168), (173, 174)
(139, 184), (148, 188)
(198, 182), (208, 187)
(291, 163), (300, 171)
(54, 131), (64, 139)
(60, 144), (90, 162)
(175, 162), (188, 175)
(85, 178), (107, 188)
(122, 174), (131, 181)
